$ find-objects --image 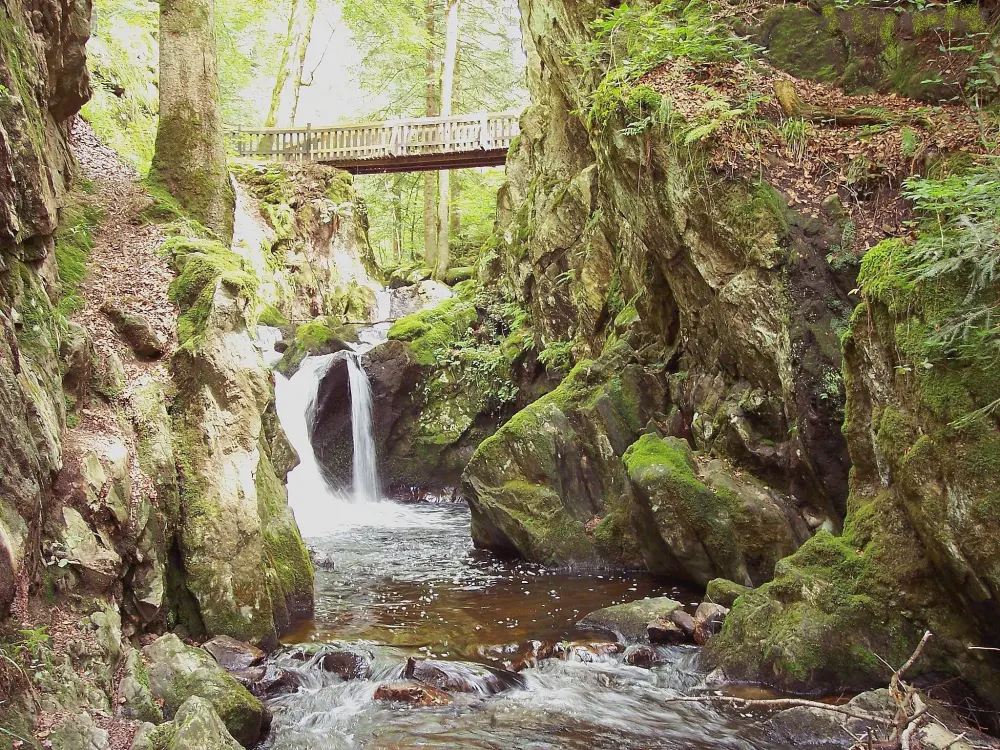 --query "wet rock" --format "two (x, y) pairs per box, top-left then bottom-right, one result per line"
(551, 641), (624, 662)
(404, 657), (525, 695)
(647, 619), (686, 644)
(622, 644), (664, 668)
(476, 640), (557, 671)
(915, 724), (976, 750)
(693, 602), (729, 646)
(236, 664), (301, 698)
(319, 647), (374, 680)
(132, 696), (243, 750)
(100, 301), (167, 359)
(765, 689), (894, 745)
(373, 681), (453, 706)
(202, 636), (265, 672)
(704, 578), (750, 608)
(579, 597), (683, 642)
(307, 545), (336, 571)
(143, 634), (267, 747)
